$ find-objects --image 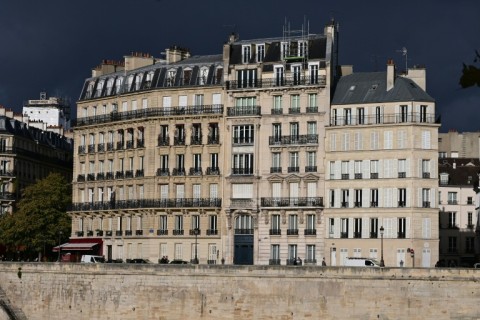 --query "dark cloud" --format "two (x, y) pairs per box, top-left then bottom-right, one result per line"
(0, 0), (478, 131)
